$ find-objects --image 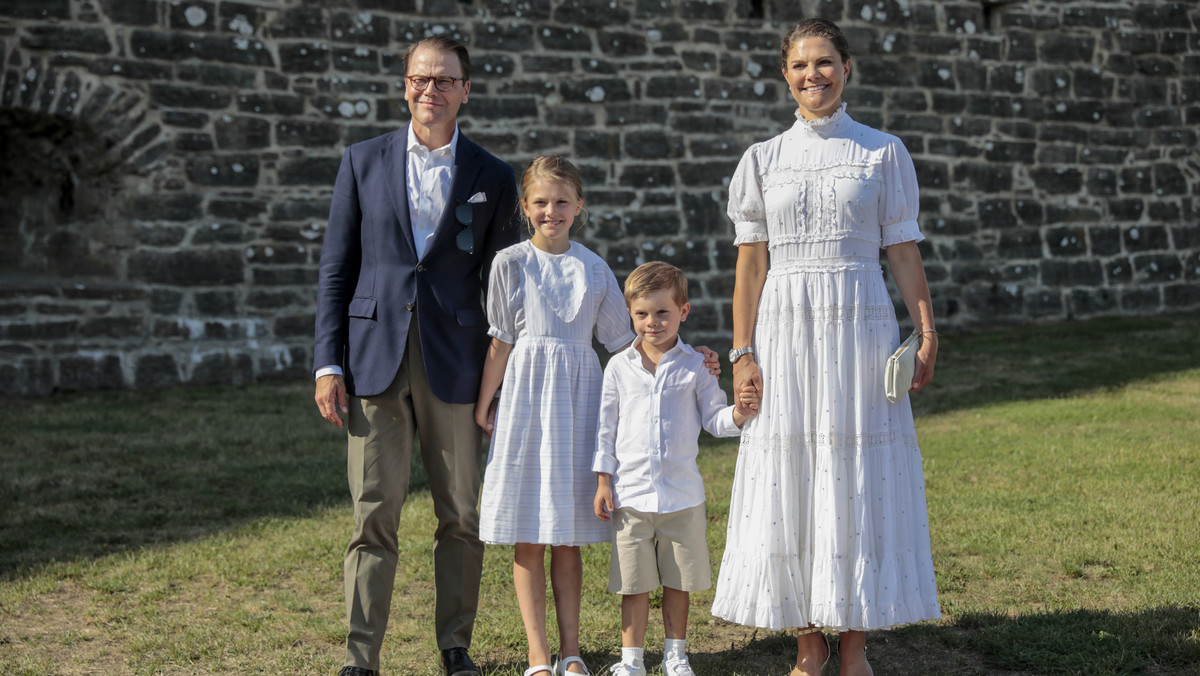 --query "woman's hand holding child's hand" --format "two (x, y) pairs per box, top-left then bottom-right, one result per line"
(735, 384), (761, 417)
